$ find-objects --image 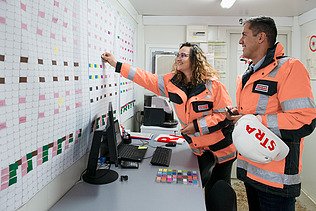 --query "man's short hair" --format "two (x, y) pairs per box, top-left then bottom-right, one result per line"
(244, 16), (277, 48)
